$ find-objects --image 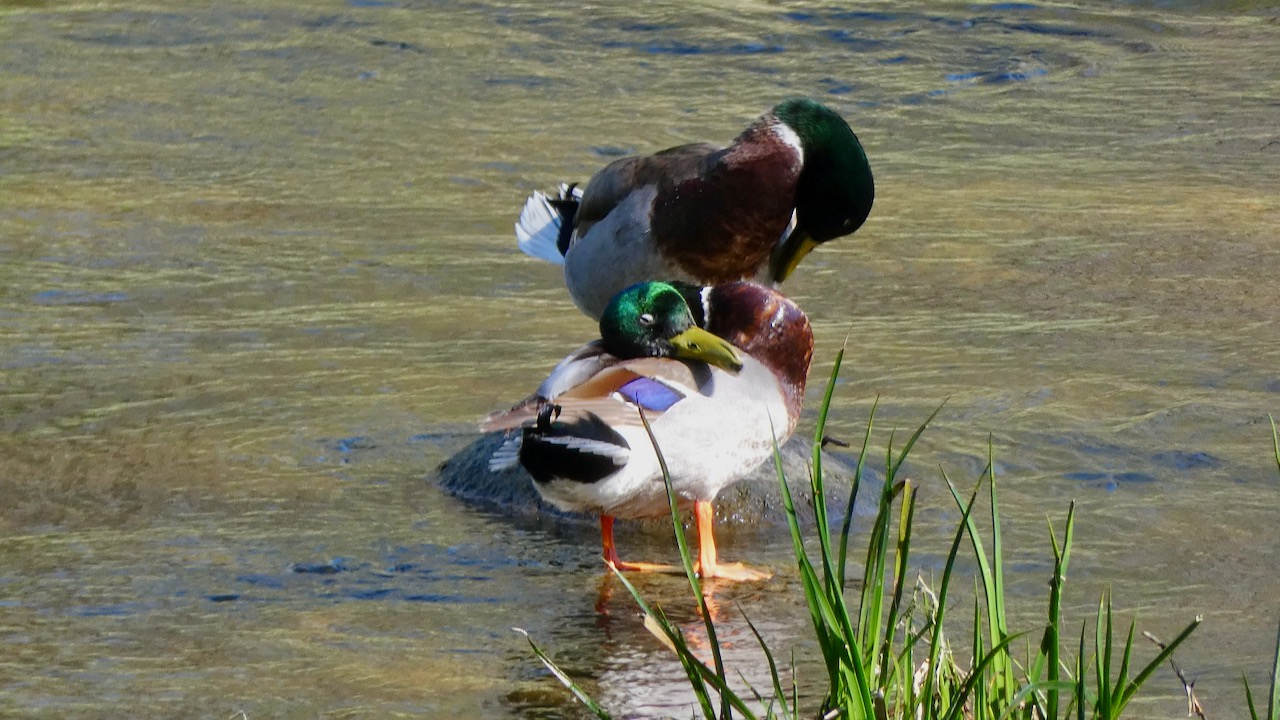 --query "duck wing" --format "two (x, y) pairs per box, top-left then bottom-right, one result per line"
(517, 358), (706, 484)
(574, 143), (721, 240)
(480, 340), (619, 432)
(480, 349), (706, 432)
